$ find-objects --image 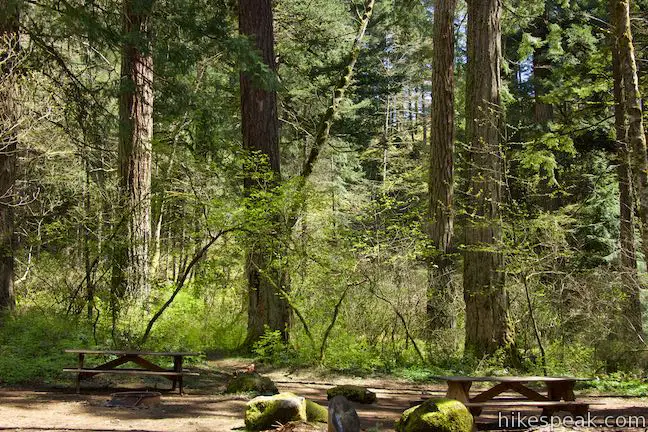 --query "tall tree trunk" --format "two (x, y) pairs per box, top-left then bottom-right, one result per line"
(612, 6), (636, 285)
(84, 157), (94, 319)
(0, 0), (18, 313)
(420, 84), (427, 158)
(114, 0), (154, 302)
(240, 0), (290, 345)
(463, 0), (515, 359)
(612, 0), (644, 339)
(532, 4), (552, 125)
(427, 0), (456, 334)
